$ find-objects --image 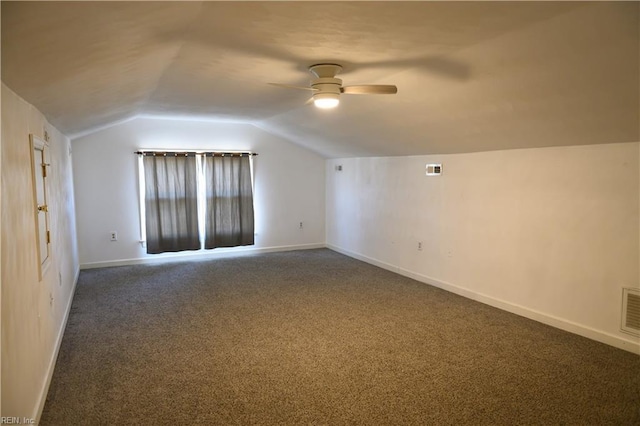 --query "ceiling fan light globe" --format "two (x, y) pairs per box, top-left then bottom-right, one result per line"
(313, 93), (340, 109)
(314, 98), (339, 109)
